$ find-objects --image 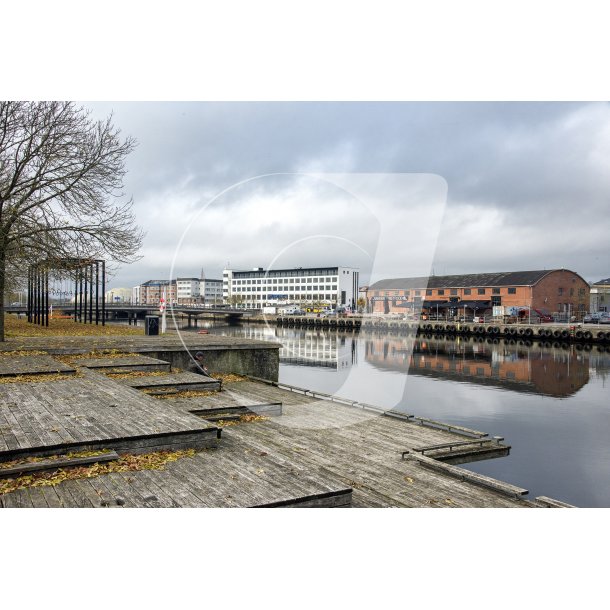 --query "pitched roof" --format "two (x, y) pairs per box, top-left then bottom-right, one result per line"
(368, 270), (559, 291)
(593, 278), (610, 286)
